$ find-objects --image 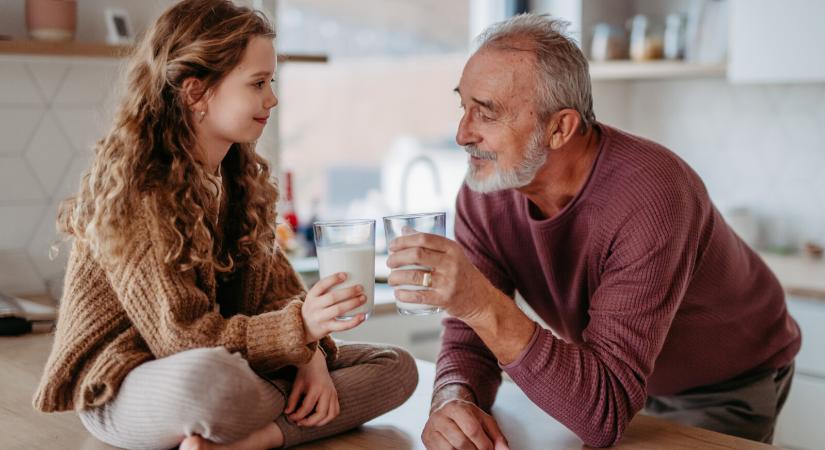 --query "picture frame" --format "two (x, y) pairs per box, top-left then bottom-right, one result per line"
(104, 8), (134, 45)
